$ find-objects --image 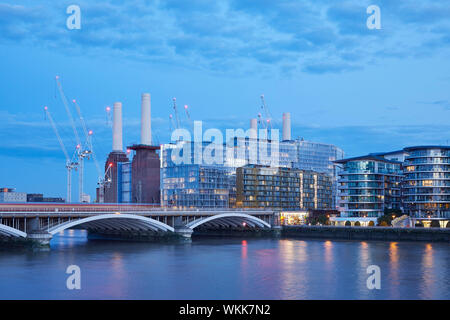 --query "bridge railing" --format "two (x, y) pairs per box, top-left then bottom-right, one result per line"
(0, 204), (276, 214)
